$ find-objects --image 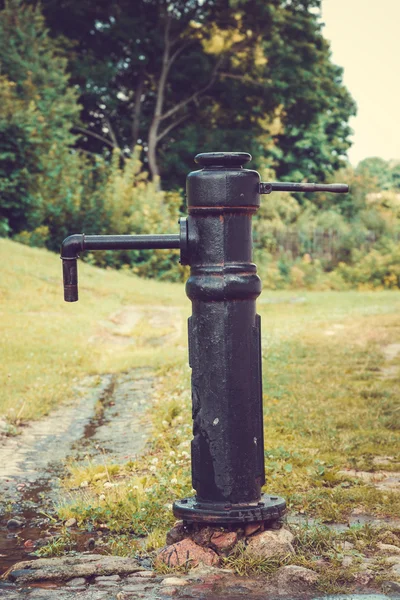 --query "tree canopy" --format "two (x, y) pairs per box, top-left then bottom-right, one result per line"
(36, 0), (356, 188)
